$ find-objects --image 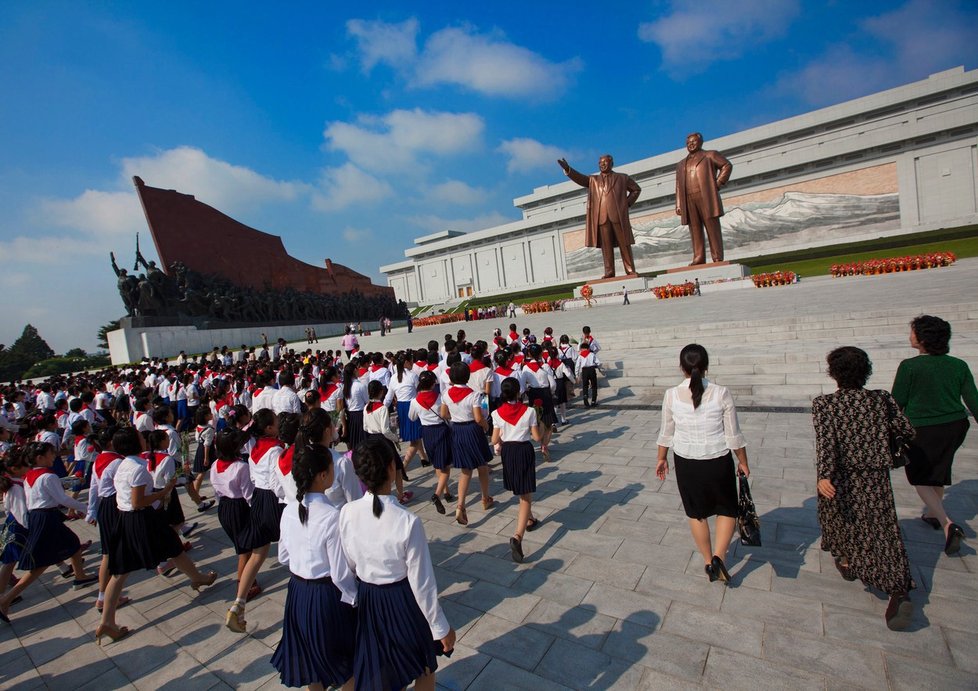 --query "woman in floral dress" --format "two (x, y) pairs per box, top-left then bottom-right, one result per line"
(812, 346), (916, 631)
